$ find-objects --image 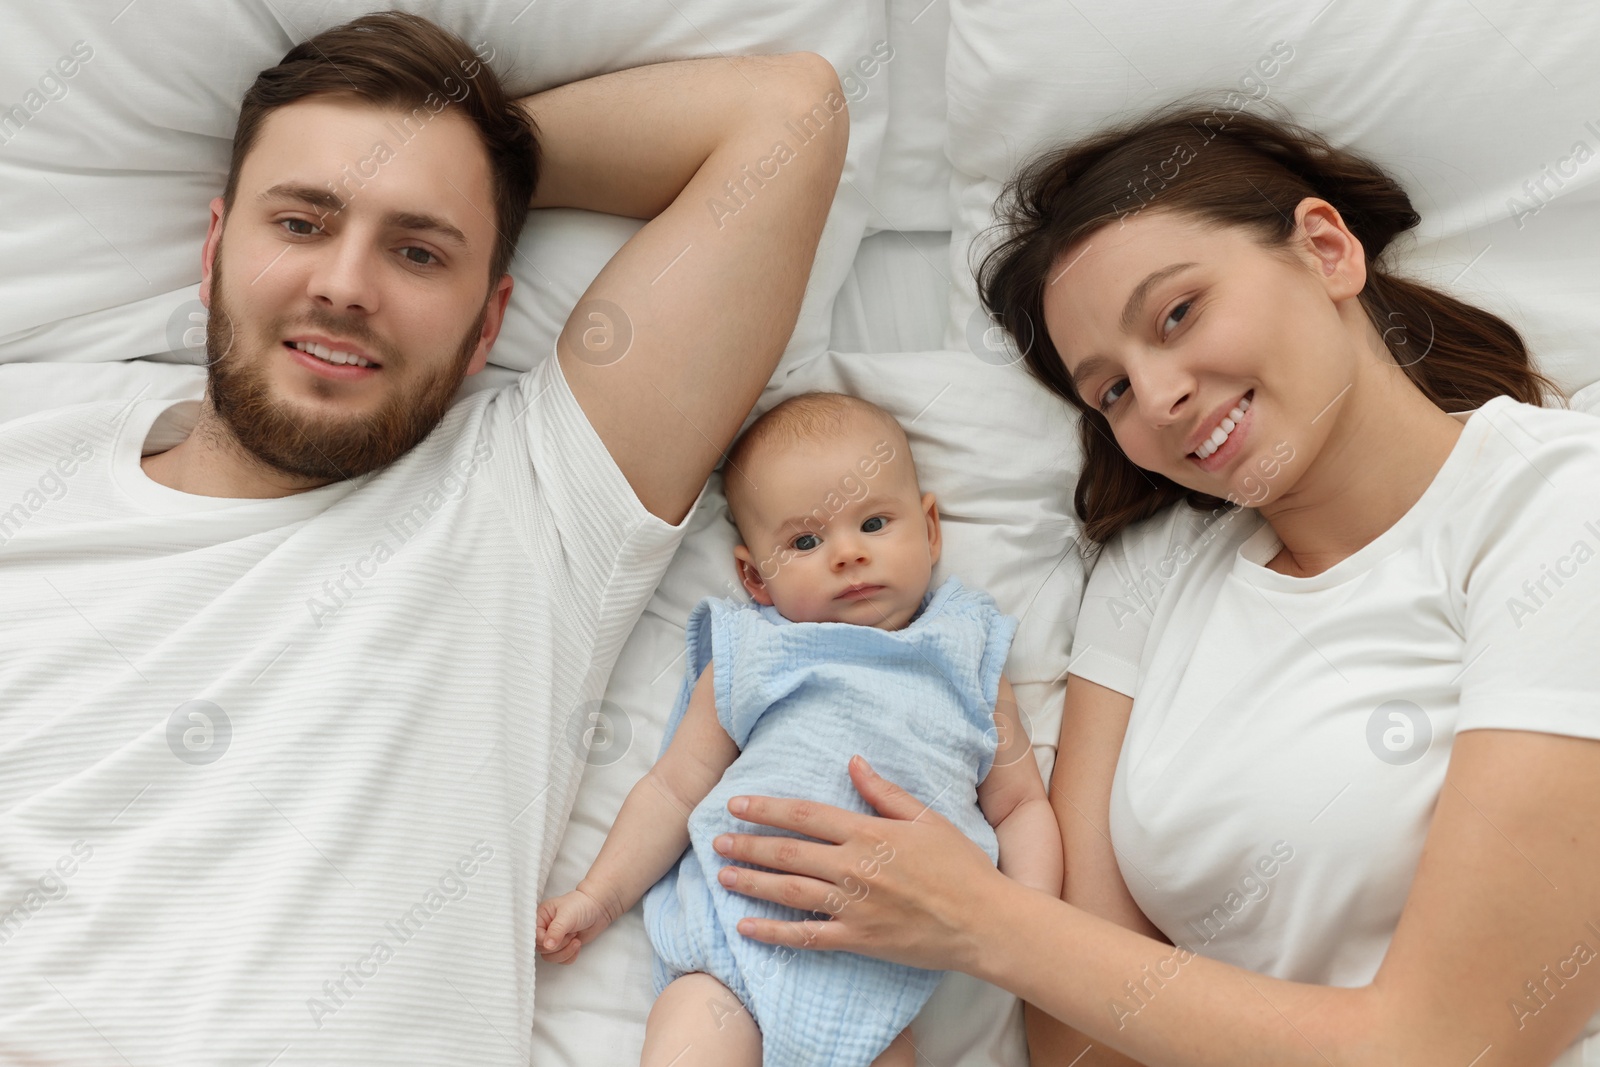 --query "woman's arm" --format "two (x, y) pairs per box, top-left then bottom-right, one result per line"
(976, 675), (1063, 896)
(710, 728), (1600, 1066)
(539, 662), (736, 958)
(1025, 674), (1166, 1067)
